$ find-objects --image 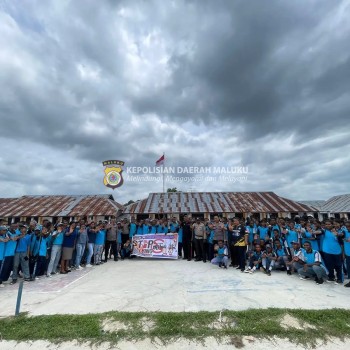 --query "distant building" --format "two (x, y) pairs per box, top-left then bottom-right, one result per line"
(0, 195), (122, 225)
(123, 192), (317, 220)
(318, 194), (350, 220)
